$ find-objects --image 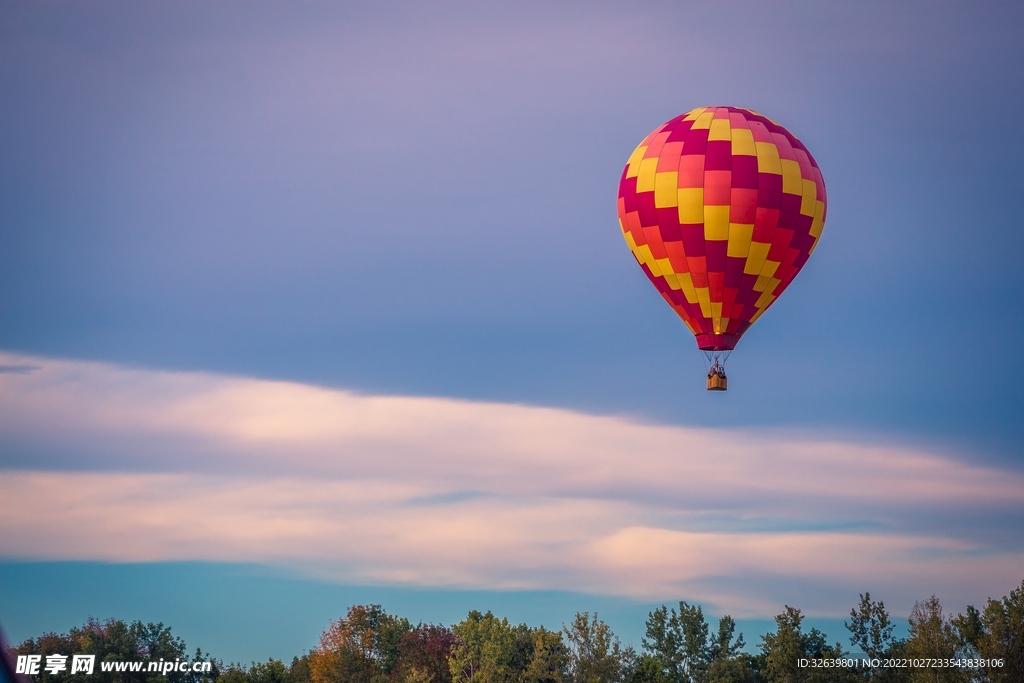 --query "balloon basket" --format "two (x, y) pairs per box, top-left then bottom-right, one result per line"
(707, 373), (728, 391)
(706, 358), (728, 391)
